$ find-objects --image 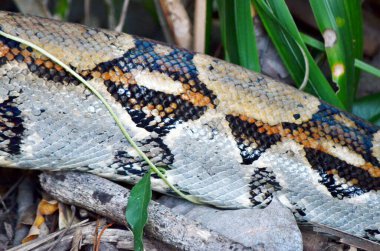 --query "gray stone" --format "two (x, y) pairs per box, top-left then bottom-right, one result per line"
(158, 196), (303, 251)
